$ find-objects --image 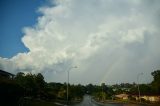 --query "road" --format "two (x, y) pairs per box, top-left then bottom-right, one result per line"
(72, 95), (147, 106)
(73, 95), (97, 106)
